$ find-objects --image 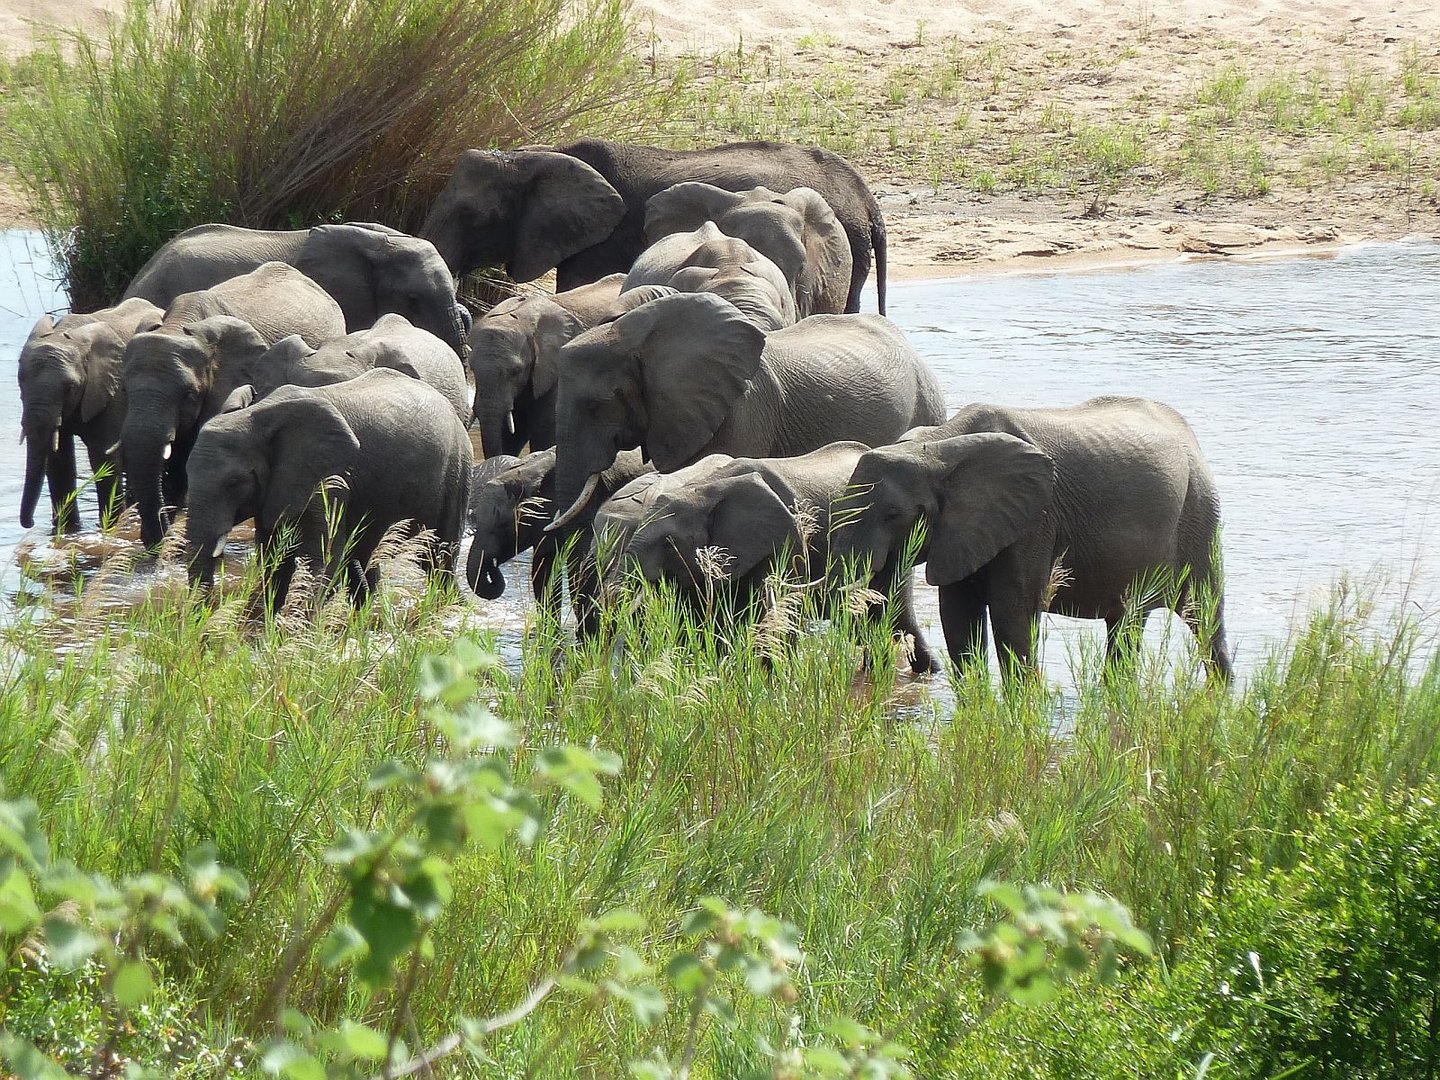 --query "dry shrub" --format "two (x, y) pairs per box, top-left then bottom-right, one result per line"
(7, 0), (664, 308)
